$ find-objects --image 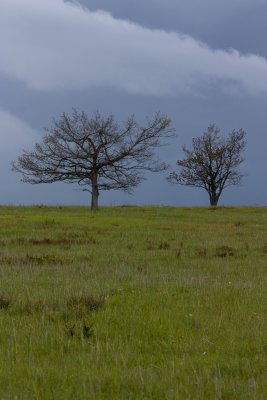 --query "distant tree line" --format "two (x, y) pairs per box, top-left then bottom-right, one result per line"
(12, 110), (247, 210)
